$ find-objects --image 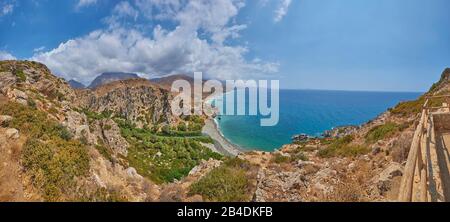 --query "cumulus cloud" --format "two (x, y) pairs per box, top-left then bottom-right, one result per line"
(0, 51), (16, 60)
(274, 0), (291, 22)
(76, 0), (98, 9)
(32, 0), (279, 84)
